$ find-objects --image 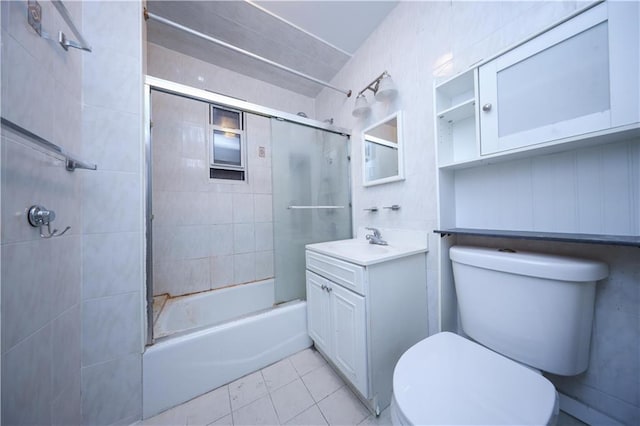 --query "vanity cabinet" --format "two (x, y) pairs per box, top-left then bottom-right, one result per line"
(305, 247), (427, 415)
(306, 269), (367, 395)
